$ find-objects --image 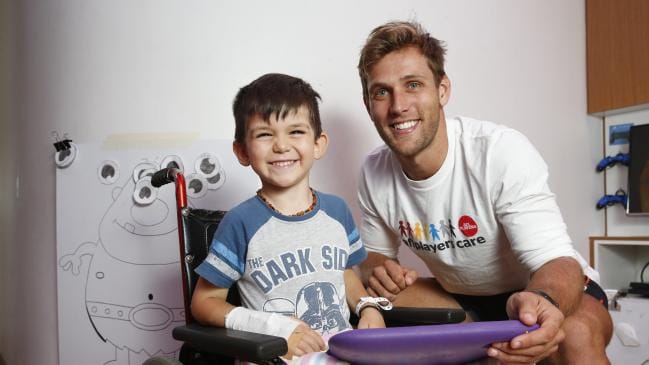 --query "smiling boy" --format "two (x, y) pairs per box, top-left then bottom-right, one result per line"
(191, 73), (385, 361)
